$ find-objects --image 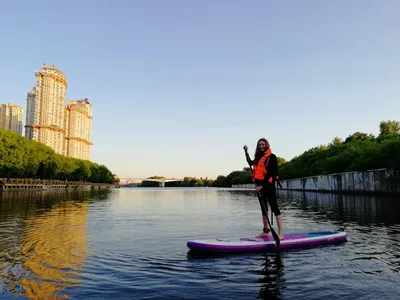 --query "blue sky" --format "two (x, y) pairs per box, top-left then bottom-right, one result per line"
(1, 0), (399, 179)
